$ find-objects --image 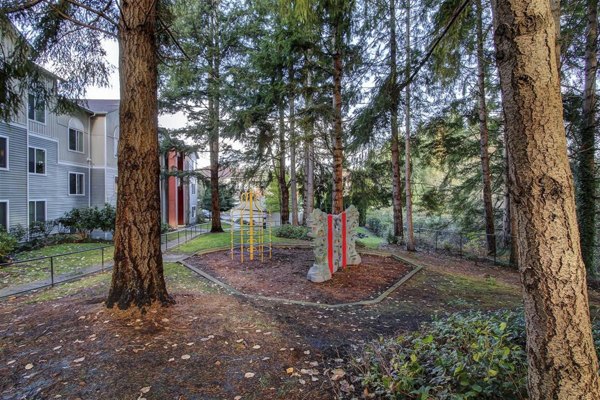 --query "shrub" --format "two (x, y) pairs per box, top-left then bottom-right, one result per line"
(366, 216), (390, 238)
(57, 204), (116, 239)
(273, 224), (310, 240)
(97, 203), (116, 232)
(0, 230), (18, 263)
(9, 224), (26, 242)
(161, 222), (171, 234)
(355, 310), (531, 399)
